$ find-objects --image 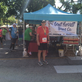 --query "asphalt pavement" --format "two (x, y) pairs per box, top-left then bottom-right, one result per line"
(0, 40), (82, 82)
